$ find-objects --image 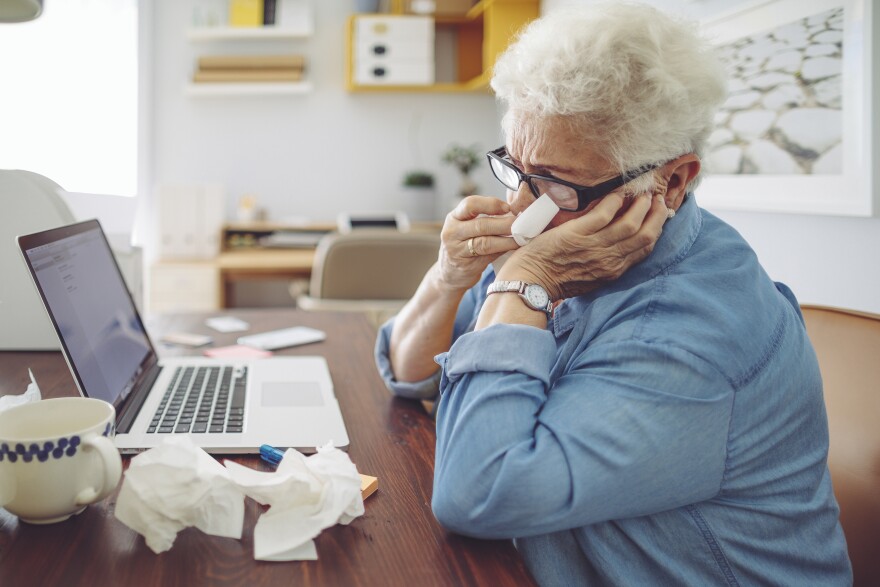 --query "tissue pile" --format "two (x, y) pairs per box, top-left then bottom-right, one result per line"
(115, 436), (364, 561)
(0, 369), (41, 414)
